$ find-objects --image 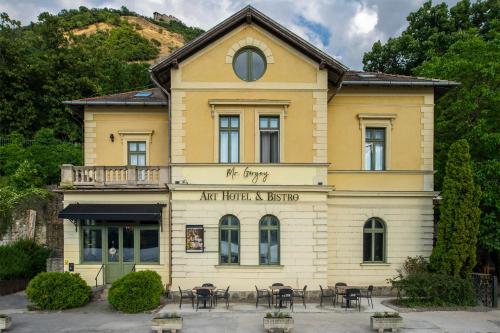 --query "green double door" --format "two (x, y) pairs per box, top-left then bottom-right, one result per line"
(105, 226), (135, 283)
